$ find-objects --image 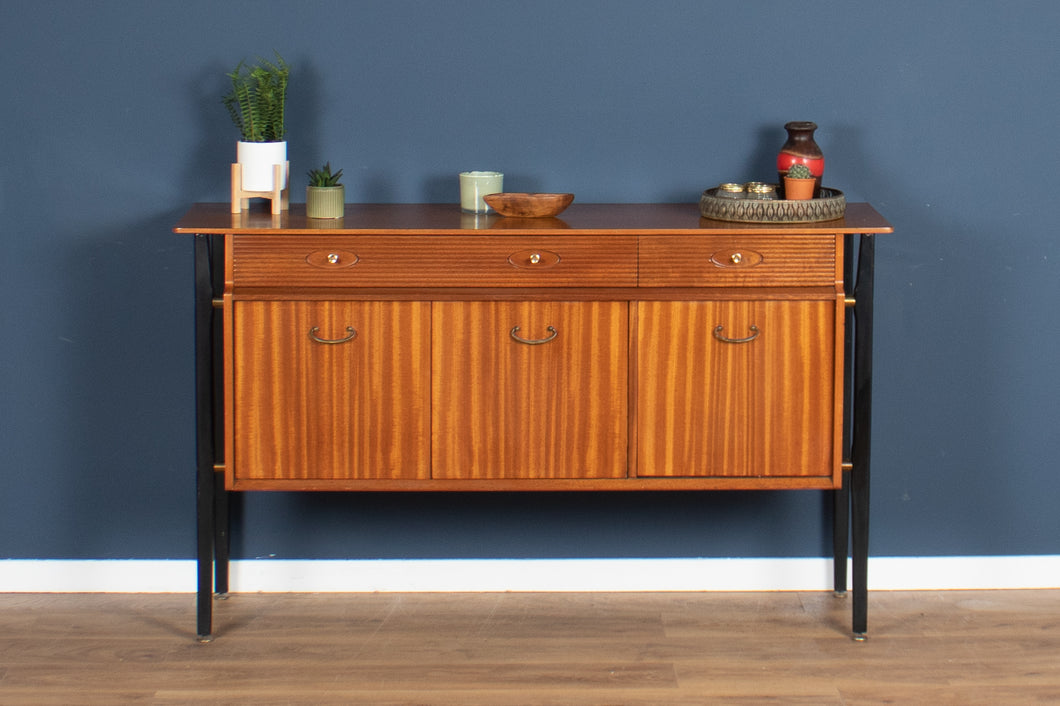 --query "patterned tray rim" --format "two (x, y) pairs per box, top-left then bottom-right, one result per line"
(699, 186), (846, 223)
